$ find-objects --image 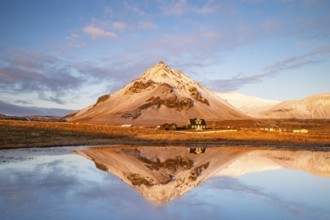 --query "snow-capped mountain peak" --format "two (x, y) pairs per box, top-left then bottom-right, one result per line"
(135, 61), (200, 91)
(215, 91), (280, 116)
